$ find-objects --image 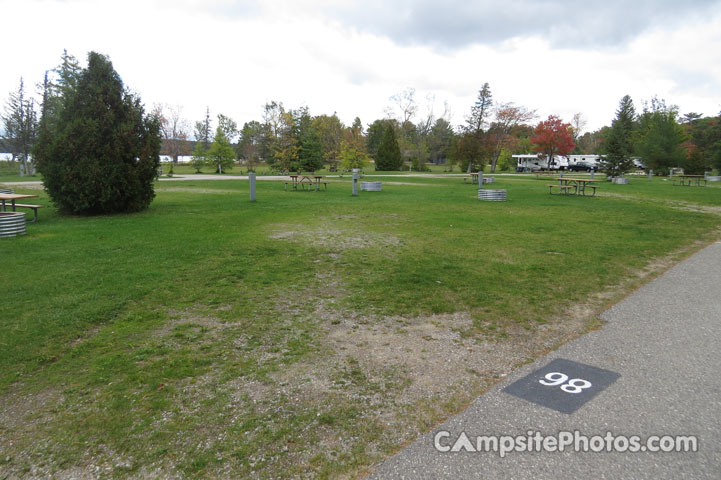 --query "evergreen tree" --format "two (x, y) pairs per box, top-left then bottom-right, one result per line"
(35, 51), (82, 170)
(191, 108), (211, 173)
(600, 95), (637, 177)
(34, 52), (160, 214)
(375, 122), (402, 170)
(466, 83), (493, 135)
(2, 77), (38, 175)
(298, 126), (323, 171)
(207, 126), (235, 173)
(365, 119), (389, 160)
